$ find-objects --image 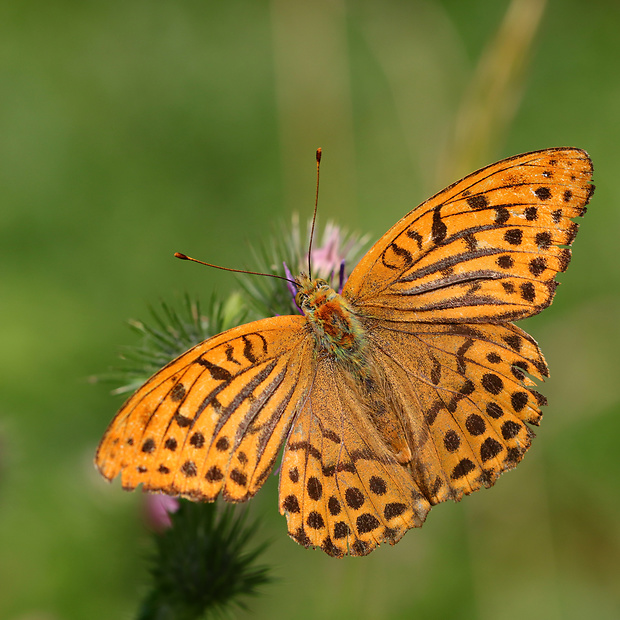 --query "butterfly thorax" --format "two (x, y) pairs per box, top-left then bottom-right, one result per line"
(296, 275), (368, 374)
